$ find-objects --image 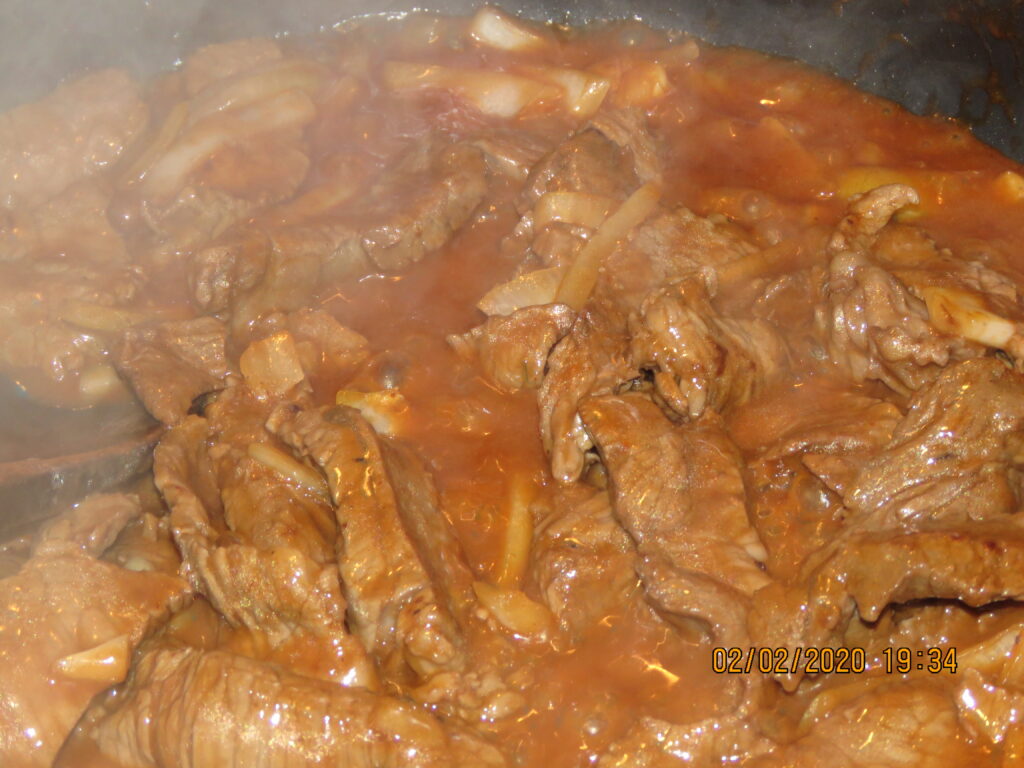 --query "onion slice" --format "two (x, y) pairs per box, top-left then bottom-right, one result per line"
(494, 474), (536, 588)
(477, 267), (562, 316)
(555, 182), (662, 311)
(468, 6), (548, 52)
(534, 190), (616, 230)
(187, 58), (330, 124)
(248, 442), (330, 498)
(382, 61), (557, 118)
(140, 89), (317, 203)
(521, 65), (611, 117)
(921, 286), (1017, 349)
